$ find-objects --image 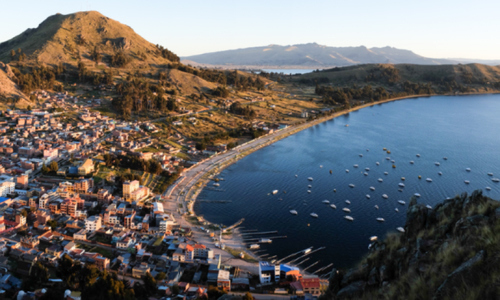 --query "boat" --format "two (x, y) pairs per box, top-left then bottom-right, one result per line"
(320, 165), (323, 168)
(397, 227), (405, 233)
(307, 190), (312, 193)
(353, 164), (359, 168)
(359, 154), (363, 157)
(374, 205), (379, 209)
(487, 172), (494, 176)
(213, 183), (220, 187)
(493, 178), (500, 182)
(401, 177), (405, 181)
(435, 162), (440, 166)
(438, 172), (443, 176)
(443, 157), (448, 160)
(464, 180), (470, 184)
(395, 208), (399, 212)
(345, 124), (349, 127)
(303, 247), (312, 254)
(330, 170), (332, 174)
(308, 185), (312, 188)
(376, 162), (380, 166)
(364, 172), (369, 176)
(416, 154), (421, 157)
(398, 200), (406, 205)
(376, 218), (385, 222)
(365, 167), (370, 171)
(426, 178), (432, 182)
(466, 168), (471, 172)
(290, 210), (298, 215)
(387, 150), (391, 154)
(384, 172), (389, 175)
(426, 205), (433, 209)
(486, 187), (491, 191)
(272, 190), (279, 194)
(333, 189), (337, 192)
(295, 174), (298, 177)
(344, 216), (354, 221)
(259, 238), (272, 243)
(346, 169), (350, 173)
(383, 147), (387, 151)
(330, 204), (337, 209)
(367, 149), (370, 152)
(392, 164), (396, 168)
(322, 200), (330, 204)
(370, 236), (378, 241)
(366, 194), (371, 199)
(398, 183), (405, 187)
(414, 193), (421, 197)
(370, 186), (375, 191)
(418, 175), (422, 179)
(410, 161), (414, 164)
(349, 184), (355, 188)
(386, 157), (391, 160)
(391, 160), (395, 163)
(310, 213), (318, 218)
(308, 177), (313, 181)
(378, 178), (383, 182)
(382, 194), (388, 199)
(343, 208), (351, 213)
(249, 244), (260, 249)
(345, 200), (351, 204)
(398, 189), (403, 192)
